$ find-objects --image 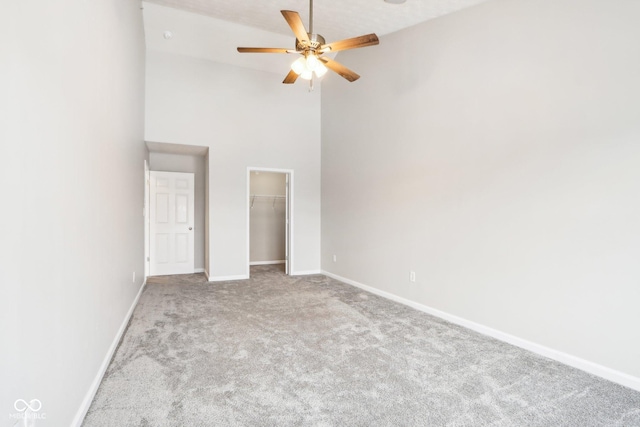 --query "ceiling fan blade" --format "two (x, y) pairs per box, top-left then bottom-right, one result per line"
(319, 57), (360, 82)
(281, 10), (310, 45)
(283, 70), (299, 84)
(237, 47), (292, 53)
(320, 33), (379, 53)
